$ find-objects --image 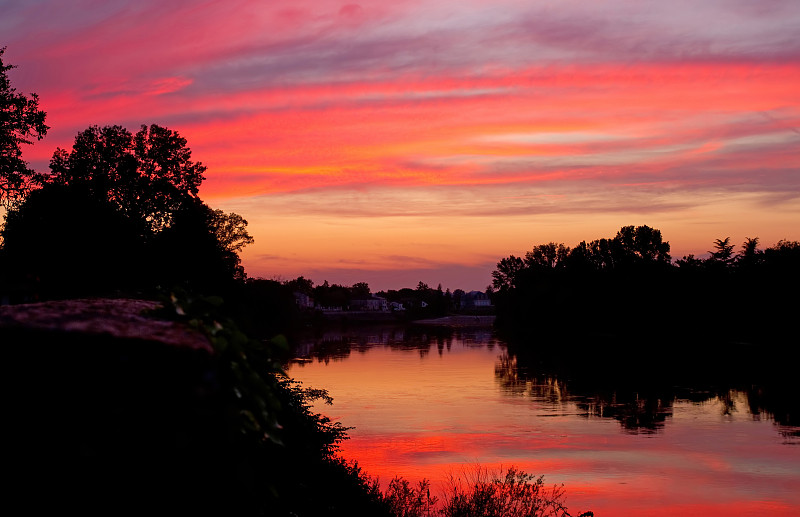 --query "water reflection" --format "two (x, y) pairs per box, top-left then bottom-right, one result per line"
(287, 324), (800, 517)
(292, 325), (498, 363)
(291, 325), (798, 441)
(496, 354), (669, 433)
(495, 350), (799, 440)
